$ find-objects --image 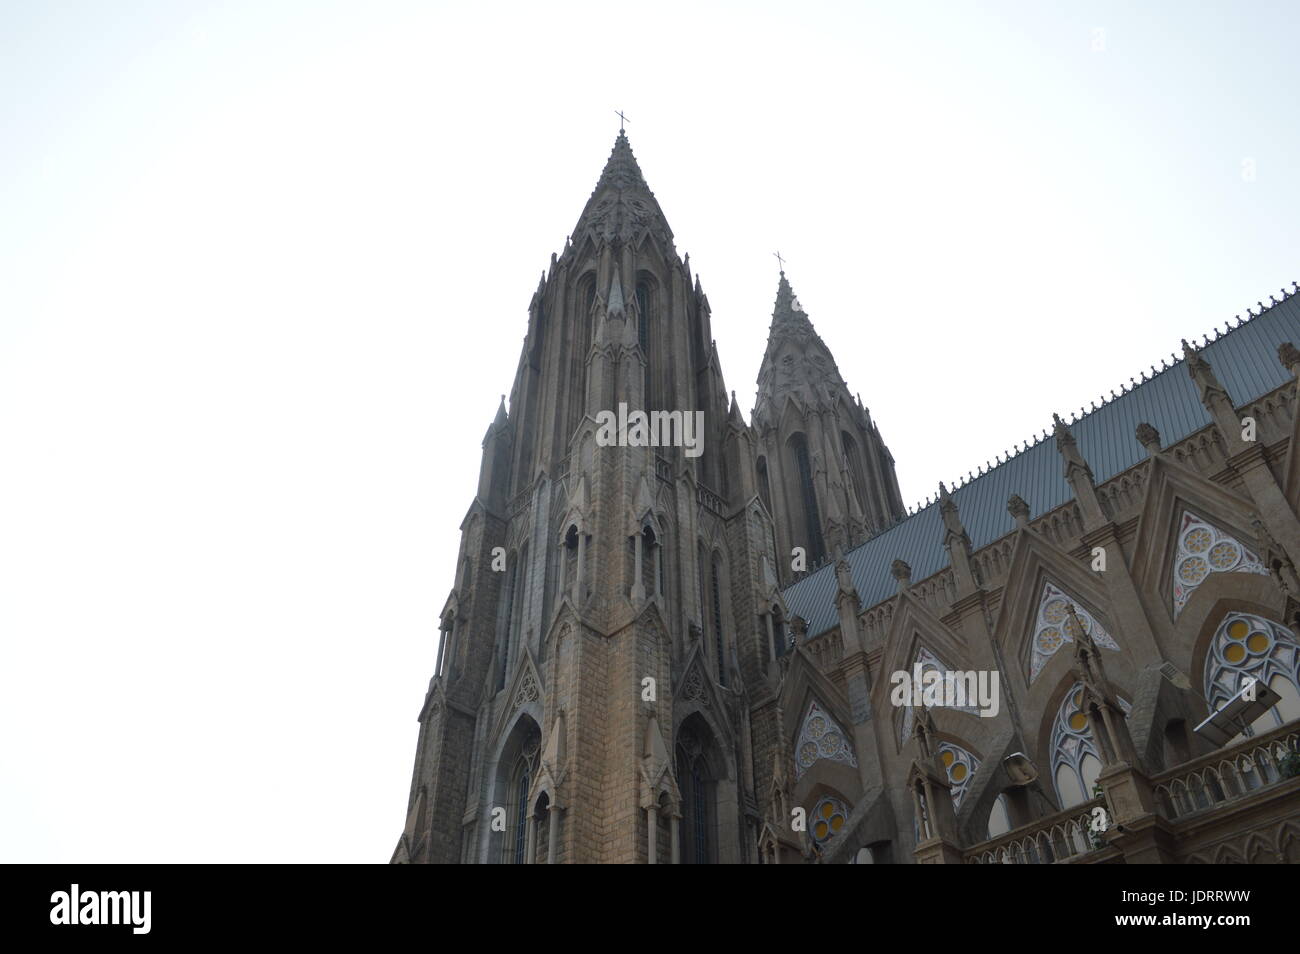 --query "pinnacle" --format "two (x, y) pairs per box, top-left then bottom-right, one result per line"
(607, 271), (626, 319)
(769, 271), (818, 340)
(572, 131), (673, 246)
(592, 130), (650, 195)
